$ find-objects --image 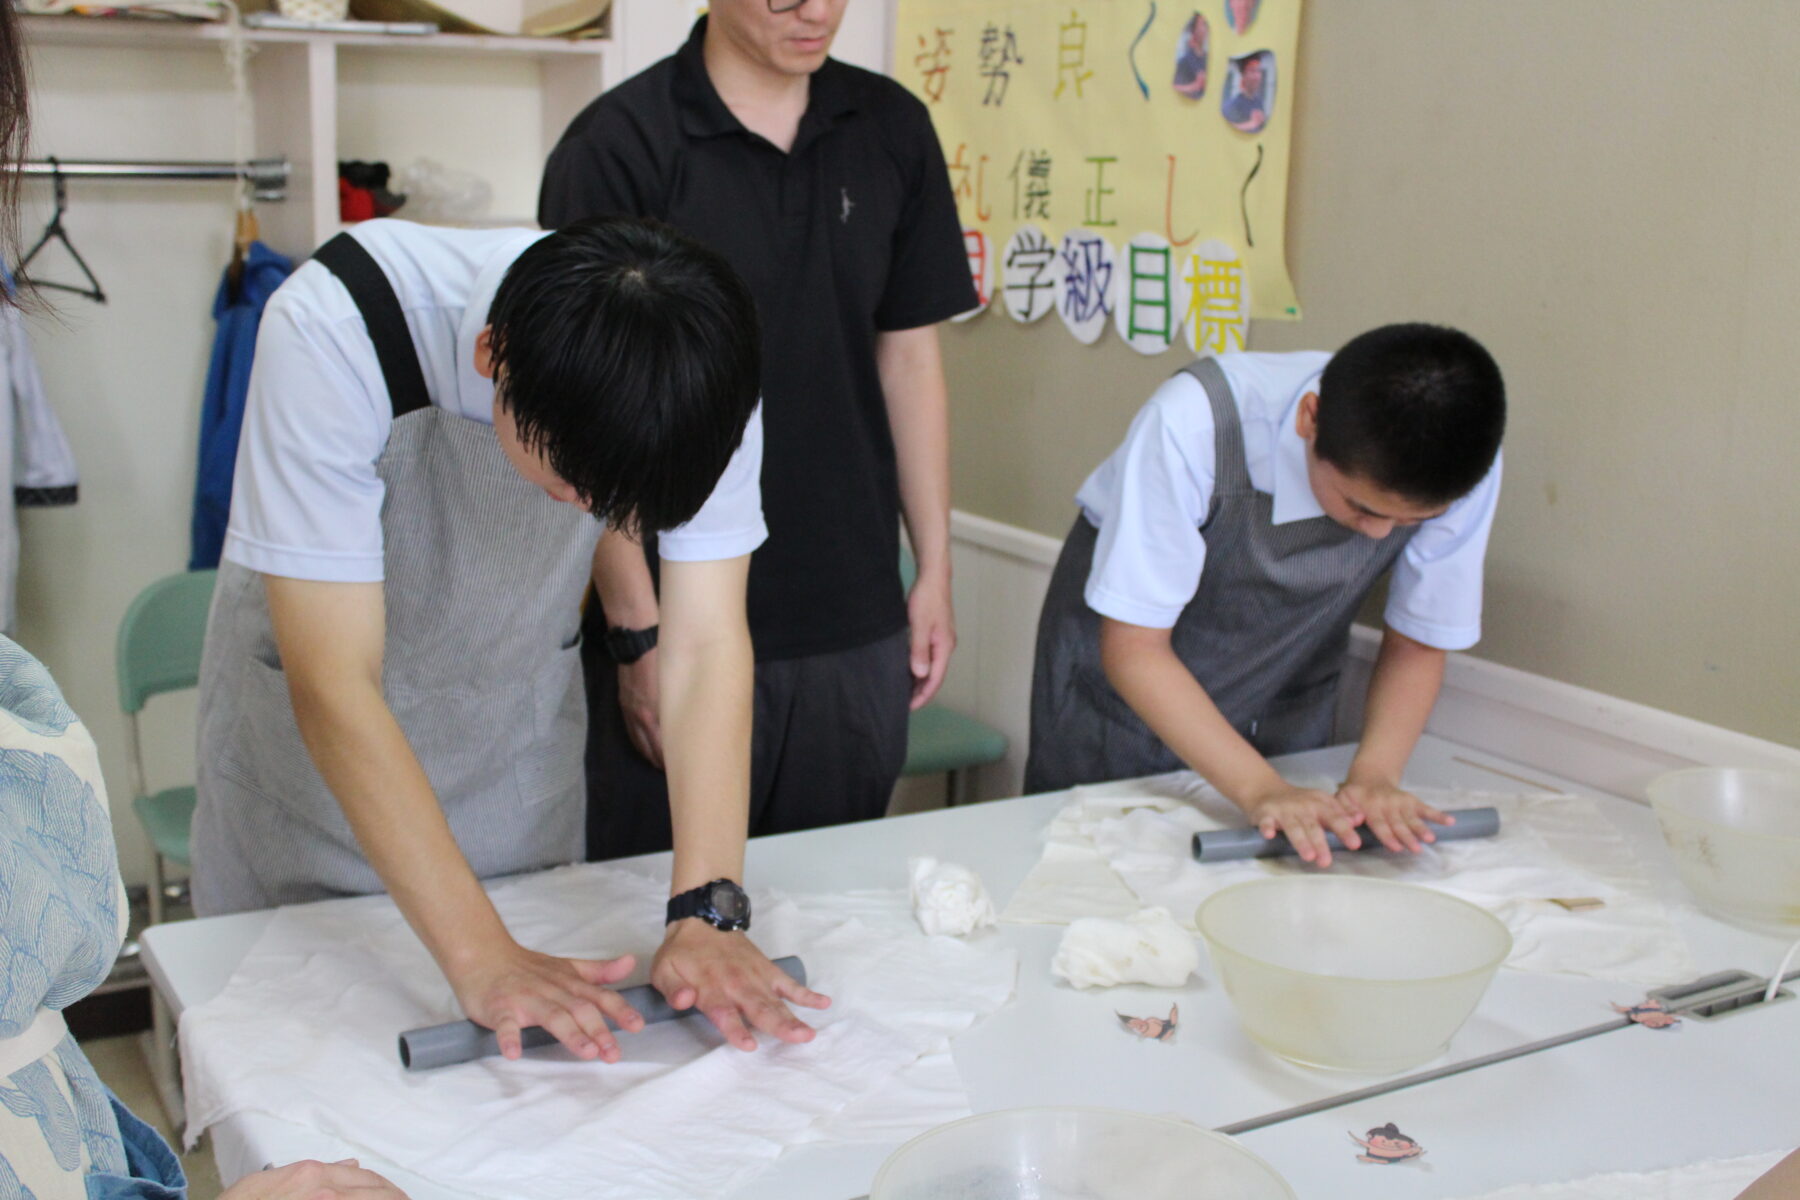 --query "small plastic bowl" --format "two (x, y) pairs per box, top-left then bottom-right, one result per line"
(1648, 766), (1800, 931)
(869, 1106), (1294, 1200)
(1197, 876), (1511, 1074)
